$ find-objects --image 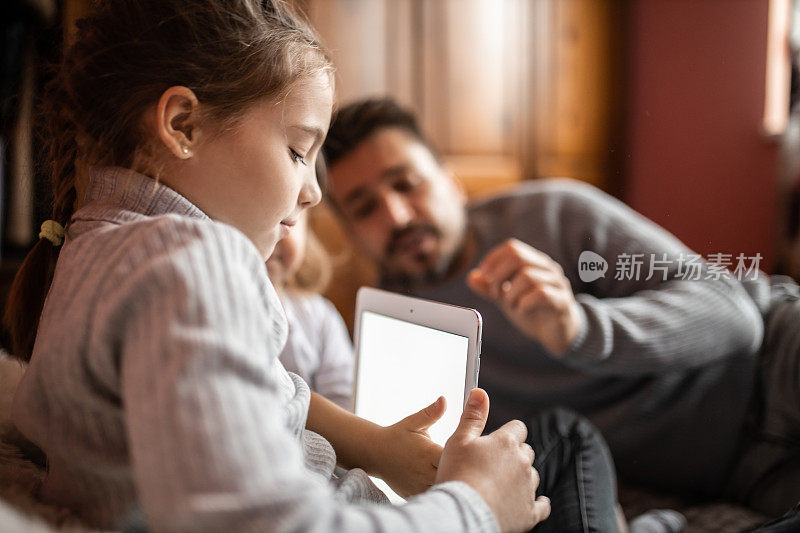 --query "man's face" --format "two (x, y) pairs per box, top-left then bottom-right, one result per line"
(328, 128), (468, 282)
